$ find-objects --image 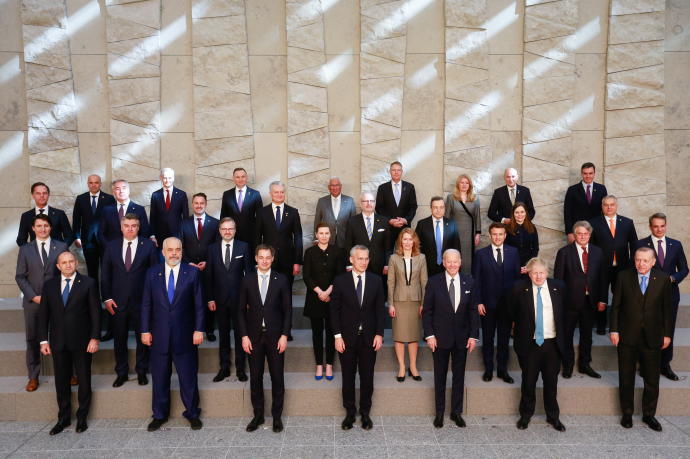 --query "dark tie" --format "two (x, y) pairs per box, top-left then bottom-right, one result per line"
(62, 278), (71, 306)
(197, 218), (203, 240)
(118, 204), (125, 220)
(167, 269), (175, 303)
(91, 195), (97, 214)
(356, 275), (363, 307)
(435, 220), (442, 265)
(586, 184), (592, 204)
(38, 208), (44, 215)
(224, 243), (231, 269)
(40, 242), (48, 266)
(582, 245), (589, 294)
(449, 277), (456, 312)
(496, 248), (503, 267)
(125, 241), (132, 271)
(657, 240), (665, 267)
(275, 206), (281, 229)
(165, 189), (171, 210)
